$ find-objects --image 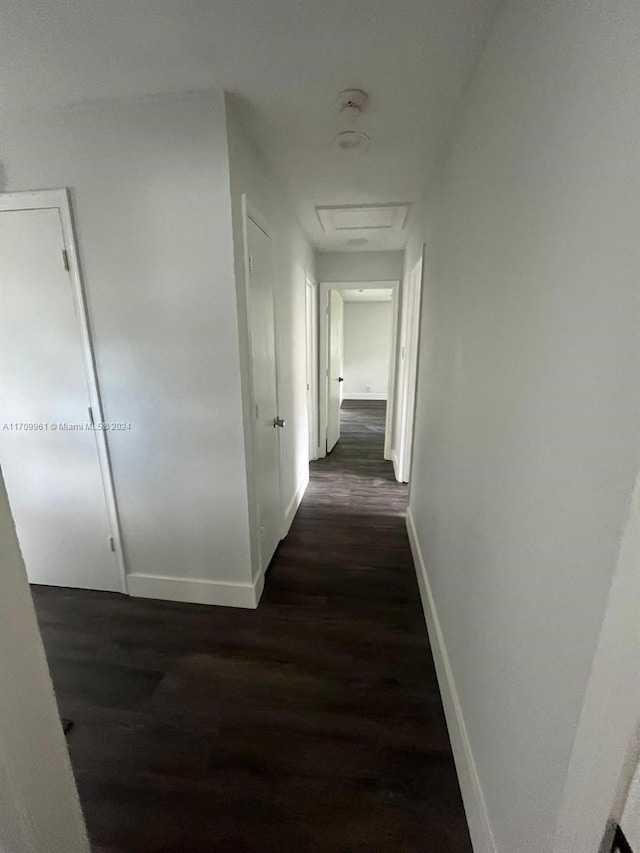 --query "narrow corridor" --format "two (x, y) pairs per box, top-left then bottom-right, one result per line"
(32, 401), (470, 852)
